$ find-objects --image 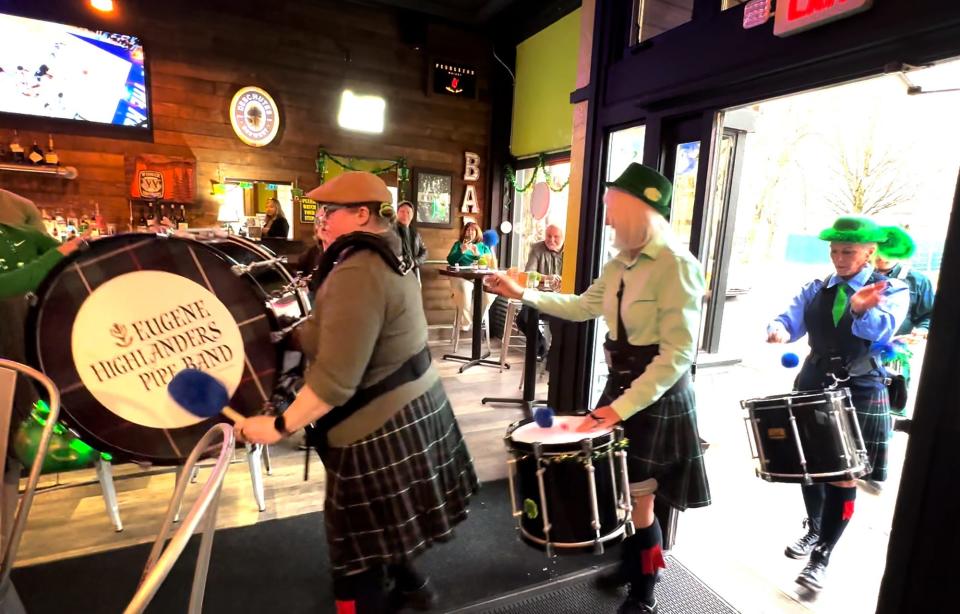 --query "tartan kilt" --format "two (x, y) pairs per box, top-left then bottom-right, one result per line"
(845, 376), (892, 482)
(598, 382), (711, 511)
(319, 379), (478, 576)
